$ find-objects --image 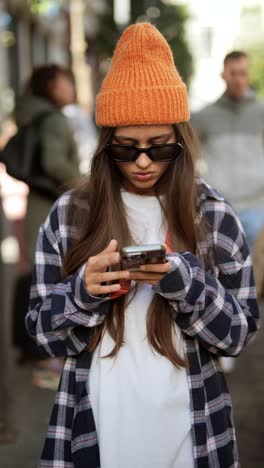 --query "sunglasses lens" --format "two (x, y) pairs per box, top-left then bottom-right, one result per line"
(107, 143), (183, 162)
(151, 144), (182, 161)
(109, 145), (137, 162)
